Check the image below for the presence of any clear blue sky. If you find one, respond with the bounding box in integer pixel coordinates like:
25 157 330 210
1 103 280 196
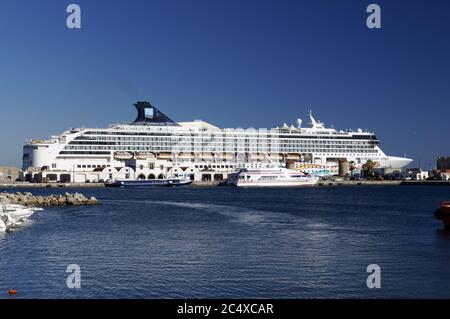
0 0 449 169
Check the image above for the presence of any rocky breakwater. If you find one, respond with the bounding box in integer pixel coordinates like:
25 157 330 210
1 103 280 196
0 192 100 207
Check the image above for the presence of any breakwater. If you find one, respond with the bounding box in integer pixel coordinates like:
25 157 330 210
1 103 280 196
0 182 105 188
0 192 100 207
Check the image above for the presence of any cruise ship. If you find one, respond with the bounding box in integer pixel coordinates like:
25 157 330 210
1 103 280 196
22 101 412 183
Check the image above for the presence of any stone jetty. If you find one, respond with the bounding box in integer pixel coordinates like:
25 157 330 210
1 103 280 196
0 192 99 207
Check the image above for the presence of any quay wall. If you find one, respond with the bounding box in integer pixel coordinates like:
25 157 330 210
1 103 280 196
401 180 450 186
5 180 450 188
2 180 402 188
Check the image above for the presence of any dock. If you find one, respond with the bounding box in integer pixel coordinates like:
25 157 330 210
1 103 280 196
401 180 450 186
317 180 401 186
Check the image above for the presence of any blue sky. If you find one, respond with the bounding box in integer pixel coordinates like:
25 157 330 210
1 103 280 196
0 0 449 168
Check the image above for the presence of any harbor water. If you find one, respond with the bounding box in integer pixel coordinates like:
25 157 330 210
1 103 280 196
1 185 450 298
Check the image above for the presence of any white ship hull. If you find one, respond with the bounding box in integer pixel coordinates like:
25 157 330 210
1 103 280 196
233 179 319 187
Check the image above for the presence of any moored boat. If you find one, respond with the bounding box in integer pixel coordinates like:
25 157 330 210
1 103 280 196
227 167 319 187
4 205 43 221
105 177 192 187
0 204 42 232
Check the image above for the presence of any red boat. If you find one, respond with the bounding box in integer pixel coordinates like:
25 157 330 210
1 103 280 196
435 202 450 229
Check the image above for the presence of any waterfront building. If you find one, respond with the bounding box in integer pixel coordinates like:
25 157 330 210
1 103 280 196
22 101 412 182
0 167 20 183
437 157 450 171
441 171 450 181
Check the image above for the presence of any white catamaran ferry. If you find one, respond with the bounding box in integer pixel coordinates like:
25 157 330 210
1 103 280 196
21 101 412 183
227 167 319 187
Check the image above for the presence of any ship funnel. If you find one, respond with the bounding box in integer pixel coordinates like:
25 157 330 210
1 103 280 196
133 101 178 126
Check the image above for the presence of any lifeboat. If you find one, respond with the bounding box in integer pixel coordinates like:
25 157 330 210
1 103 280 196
285 153 301 160
135 152 156 160
113 152 134 160
248 153 266 160
178 152 194 159
435 202 450 229
198 152 214 159
221 153 234 160
268 153 282 160
157 152 172 159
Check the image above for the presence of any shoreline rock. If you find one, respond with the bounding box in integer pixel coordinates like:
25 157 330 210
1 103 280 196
0 192 100 207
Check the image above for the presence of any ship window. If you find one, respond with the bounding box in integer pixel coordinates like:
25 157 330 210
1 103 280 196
145 108 154 119
260 176 276 180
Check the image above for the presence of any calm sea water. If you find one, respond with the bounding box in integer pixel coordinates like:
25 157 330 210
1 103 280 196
1 185 450 299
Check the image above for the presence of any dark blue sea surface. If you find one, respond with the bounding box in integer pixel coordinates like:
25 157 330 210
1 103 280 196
1 185 450 299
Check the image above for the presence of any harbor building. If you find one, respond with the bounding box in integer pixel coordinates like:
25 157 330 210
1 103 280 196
437 157 450 171
435 157 450 181
0 167 20 183
21 101 412 183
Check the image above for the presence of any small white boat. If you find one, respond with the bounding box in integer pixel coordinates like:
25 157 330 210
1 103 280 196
0 219 6 232
0 204 43 232
227 167 319 187
1 212 20 229
1 204 42 221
